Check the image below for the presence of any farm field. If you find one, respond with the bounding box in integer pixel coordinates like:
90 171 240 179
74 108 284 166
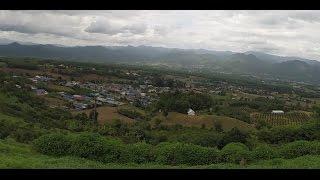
250 111 312 126
153 112 255 132
73 106 135 125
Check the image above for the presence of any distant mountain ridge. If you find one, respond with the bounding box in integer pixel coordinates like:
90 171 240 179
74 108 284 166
1 42 320 83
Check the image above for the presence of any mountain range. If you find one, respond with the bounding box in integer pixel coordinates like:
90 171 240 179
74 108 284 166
0 42 320 84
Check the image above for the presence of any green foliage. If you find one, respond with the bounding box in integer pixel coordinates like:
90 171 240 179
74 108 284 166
278 140 320 159
126 142 155 163
33 132 126 163
255 119 271 130
219 142 250 164
6 60 39 70
33 133 72 156
155 142 219 165
257 121 320 144
100 137 126 163
175 130 222 148
157 92 215 113
0 113 45 143
218 128 248 149
312 105 320 119
68 133 105 160
251 144 280 161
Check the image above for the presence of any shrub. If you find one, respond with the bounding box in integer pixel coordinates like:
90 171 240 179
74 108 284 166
33 133 72 156
176 130 222 148
257 125 300 144
155 142 219 165
251 144 280 161
279 140 313 159
219 142 250 164
101 137 127 163
218 128 248 149
278 140 320 159
34 132 126 163
11 127 42 143
126 142 155 163
68 133 105 160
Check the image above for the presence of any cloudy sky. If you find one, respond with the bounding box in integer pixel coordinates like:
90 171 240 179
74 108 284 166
1 10 320 60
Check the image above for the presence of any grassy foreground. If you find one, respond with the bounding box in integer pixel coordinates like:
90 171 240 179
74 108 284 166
1 138 320 169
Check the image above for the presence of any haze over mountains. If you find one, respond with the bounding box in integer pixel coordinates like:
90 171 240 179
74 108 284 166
1 42 320 84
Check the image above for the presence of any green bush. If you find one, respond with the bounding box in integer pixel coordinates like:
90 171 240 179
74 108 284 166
101 137 126 163
257 125 300 144
218 128 248 149
251 144 280 161
219 142 250 164
278 140 320 159
33 133 72 156
34 132 126 163
11 127 42 143
257 121 320 144
68 133 105 160
126 142 155 163
155 142 219 165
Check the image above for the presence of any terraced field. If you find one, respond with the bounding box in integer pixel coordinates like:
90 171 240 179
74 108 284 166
250 111 312 126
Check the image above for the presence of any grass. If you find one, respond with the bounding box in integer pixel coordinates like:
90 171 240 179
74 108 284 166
152 112 255 132
0 112 28 126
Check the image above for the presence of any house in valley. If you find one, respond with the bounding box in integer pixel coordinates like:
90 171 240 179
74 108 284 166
271 110 284 114
187 108 195 116
35 89 48 96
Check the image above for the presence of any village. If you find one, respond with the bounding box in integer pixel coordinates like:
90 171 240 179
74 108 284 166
5 61 318 119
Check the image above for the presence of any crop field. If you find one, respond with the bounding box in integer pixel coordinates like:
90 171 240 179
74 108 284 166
153 112 255 132
73 106 135 125
250 111 312 126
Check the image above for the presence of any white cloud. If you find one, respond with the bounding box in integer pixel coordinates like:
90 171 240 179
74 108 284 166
0 10 320 60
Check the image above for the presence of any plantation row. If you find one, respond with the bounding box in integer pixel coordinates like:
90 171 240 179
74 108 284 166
251 112 311 126
33 132 320 166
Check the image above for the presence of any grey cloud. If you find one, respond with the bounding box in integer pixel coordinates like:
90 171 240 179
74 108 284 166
0 11 82 37
153 25 169 35
85 18 147 35
288 11 320 23
85 20 120 35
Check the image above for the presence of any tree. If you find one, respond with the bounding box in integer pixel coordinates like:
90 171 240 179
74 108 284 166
218 128 248 149
162 109 168 117
255 120 270 130
154 118 162 130
89 110 99 124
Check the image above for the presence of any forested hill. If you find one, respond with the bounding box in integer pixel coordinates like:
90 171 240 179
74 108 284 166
1 42 320 83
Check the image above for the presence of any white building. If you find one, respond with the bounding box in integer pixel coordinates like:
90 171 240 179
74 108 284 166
271 110 284 114
187 108 195 116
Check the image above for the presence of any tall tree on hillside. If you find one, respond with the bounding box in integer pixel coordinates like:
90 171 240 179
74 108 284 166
89 110 98 124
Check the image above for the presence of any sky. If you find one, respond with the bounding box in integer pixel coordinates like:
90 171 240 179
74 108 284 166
1 10 320 60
